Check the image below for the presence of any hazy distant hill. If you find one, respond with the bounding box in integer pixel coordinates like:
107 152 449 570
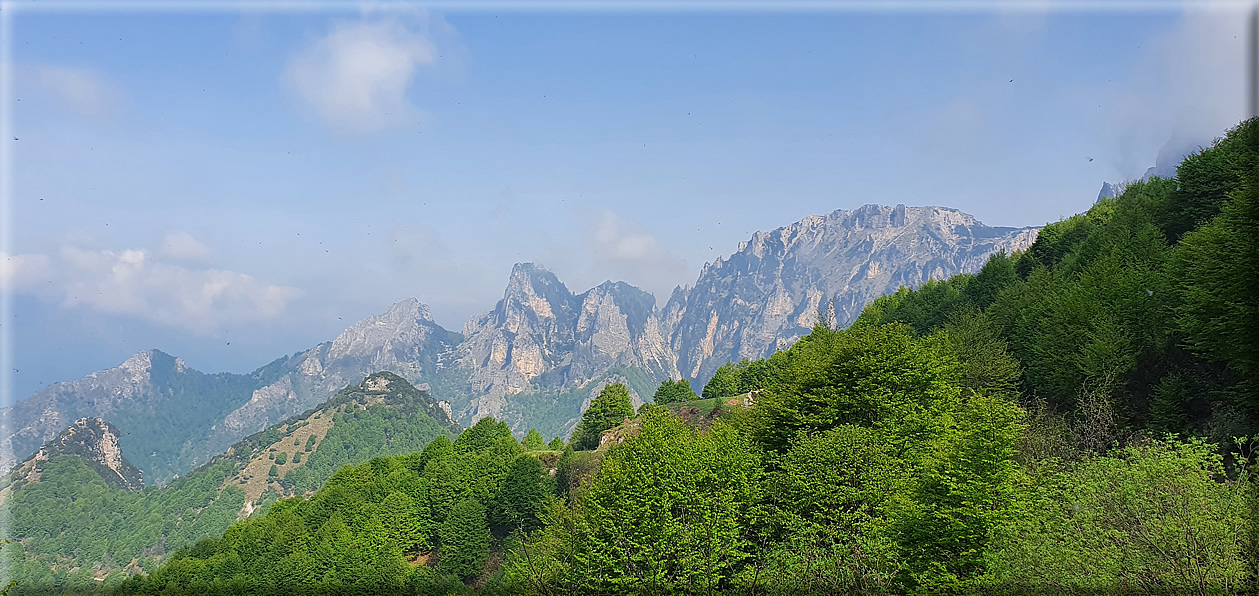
0 372 458 589
0 350 275 485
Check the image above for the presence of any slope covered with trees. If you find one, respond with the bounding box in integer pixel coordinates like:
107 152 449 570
121 417 554 595
0 373 458 594
853 117 1259 444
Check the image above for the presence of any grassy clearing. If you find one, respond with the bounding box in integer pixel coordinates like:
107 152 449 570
223 406 338 511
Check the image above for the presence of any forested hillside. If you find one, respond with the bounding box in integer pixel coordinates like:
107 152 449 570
115 117 1259 596
0 373 458 593
853 116 1258 444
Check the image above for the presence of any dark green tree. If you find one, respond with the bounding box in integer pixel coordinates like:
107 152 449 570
702 361 745 399
455 417 514 453
438 498 491 580
492 456 549 534
652 379 700 404
1173 162 1259 411
570 383 634 451
414 435 455 472
380 491 428 553
1164 117 1259 241
753 323 961 453
963 250 1019 309
547 437 565 451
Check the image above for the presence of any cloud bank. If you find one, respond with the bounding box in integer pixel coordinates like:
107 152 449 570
2 239 301 335
22 64 123 118
585 210 690 300
1102 5 1248 179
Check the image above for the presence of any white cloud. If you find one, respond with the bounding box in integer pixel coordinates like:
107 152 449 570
1099 5 1248 179
284 15 442 133
3 244 301 335
33 65 122 118
159 232 214 264
0 252 51 291
585 210 690 299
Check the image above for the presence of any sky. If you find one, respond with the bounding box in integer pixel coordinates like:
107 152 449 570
1 1 1252 403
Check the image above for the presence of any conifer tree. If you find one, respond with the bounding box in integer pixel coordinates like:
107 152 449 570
438 498 491 580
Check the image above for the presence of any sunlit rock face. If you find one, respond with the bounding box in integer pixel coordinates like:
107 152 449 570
663 204 1039 381
454 264 678 423
19 417 144 491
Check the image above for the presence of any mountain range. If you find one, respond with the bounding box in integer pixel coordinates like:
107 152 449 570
0 203 1038 485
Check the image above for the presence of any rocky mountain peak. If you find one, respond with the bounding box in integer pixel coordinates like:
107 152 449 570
208 297 462 457
118 349 157 382
455 264 677 426
328 298 440 360
665 204 1039 381
495 263 577 325
350 372 460 430
582 281 656 337
7 203 1040 467
114 348 187 383
383 297 435 322
26 417 144 491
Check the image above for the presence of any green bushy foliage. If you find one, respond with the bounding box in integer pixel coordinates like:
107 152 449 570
438 499 491 580
701 357 776 399
570 383 634 451
651 378 699 404
521 428 547 452
983 438 1254 594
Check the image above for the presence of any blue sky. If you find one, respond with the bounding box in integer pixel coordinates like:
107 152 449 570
2 2 1250 402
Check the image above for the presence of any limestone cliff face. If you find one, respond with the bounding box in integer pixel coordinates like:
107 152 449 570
570 282 676 386
664 204 1039 381
455 264 677 423
18 418 144 491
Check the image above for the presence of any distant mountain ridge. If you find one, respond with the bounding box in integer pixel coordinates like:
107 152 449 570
1 372 459 584
1 203 1038 482
663 204 1037 380
0 349 273 484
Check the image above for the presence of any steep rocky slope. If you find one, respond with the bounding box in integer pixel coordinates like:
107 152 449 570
201 298 463 457
5 417 144 492
663 204 1038 380
453 264 676 423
